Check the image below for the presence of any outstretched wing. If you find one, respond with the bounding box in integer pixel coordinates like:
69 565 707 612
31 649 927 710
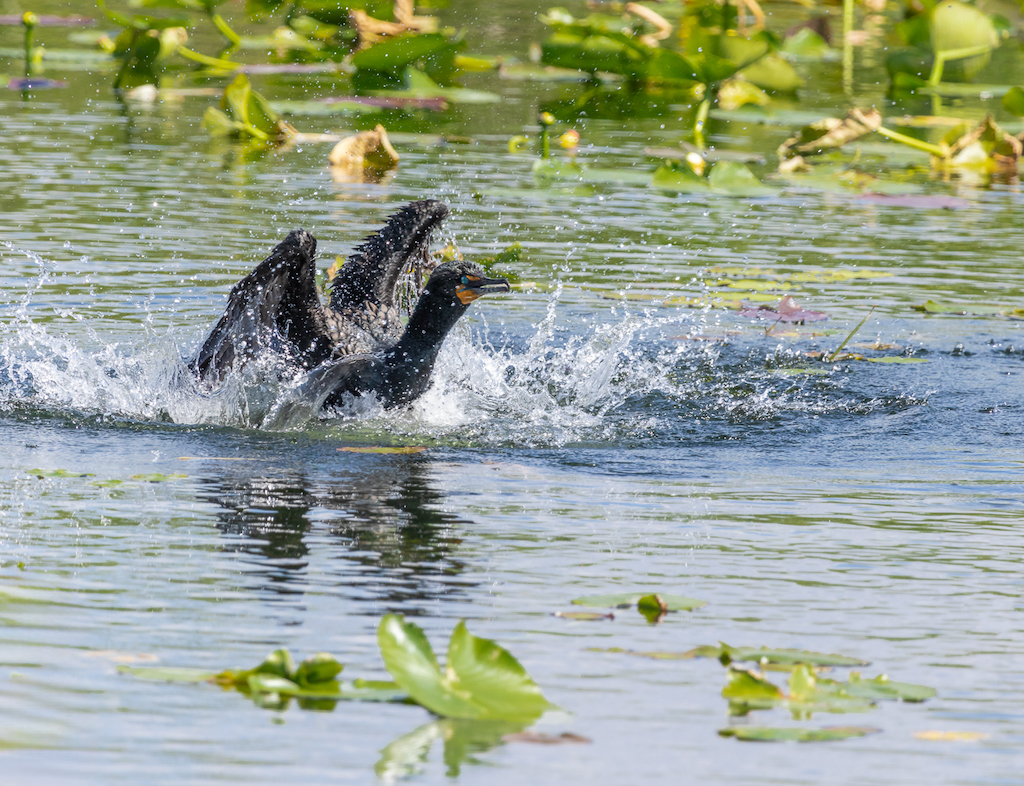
192 229 335 383
325 200 450 353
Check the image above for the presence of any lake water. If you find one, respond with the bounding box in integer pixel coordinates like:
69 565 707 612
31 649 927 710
2 2 1024 783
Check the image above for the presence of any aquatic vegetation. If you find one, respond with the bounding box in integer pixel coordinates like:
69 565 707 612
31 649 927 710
913 300 1024 317
719 725 880 742
571 591 707 612
202 73 295 143
120 617 553 721
886 0 1003 88
328 124 401 179
378 615 554 721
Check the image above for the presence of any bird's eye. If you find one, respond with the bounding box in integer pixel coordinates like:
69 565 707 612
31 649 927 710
460 276 469 285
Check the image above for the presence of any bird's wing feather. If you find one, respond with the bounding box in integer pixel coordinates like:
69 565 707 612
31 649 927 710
192 229 334 382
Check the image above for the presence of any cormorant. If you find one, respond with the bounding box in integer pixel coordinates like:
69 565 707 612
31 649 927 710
192 199 451 383
261 259 510 426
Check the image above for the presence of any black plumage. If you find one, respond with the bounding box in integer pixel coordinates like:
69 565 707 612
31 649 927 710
192 200 450 383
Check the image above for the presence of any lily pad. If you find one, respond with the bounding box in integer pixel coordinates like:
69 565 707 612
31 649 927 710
571 592 706 611
690 643 869 667
553 611 614 621
722 668 784 707
719 725 880 742
708 161 777 197
587 647 702 660
28 468 95 478
650 161 710 193
913 300 1014 316
839 672 937 702
130 473 187 482
1002 86 1024 117
378 615 553 721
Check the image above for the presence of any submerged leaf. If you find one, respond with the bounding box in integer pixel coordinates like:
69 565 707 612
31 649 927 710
650 161 710 193
708 162 777 197
28 468 94 478
571 592 706 611
338 446 428 454
553 611 614 621
913 300 1010 315
117 665 216 682
719 725 880 742
694 644 869 667
841 672 937 702
130 473 187 482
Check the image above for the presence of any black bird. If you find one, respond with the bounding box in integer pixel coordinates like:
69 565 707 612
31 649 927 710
263 260 510 426
192 200 451 383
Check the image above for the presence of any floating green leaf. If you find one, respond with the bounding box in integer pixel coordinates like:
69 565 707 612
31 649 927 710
28 468 95 478
129 472 187 482
1002 86 1024 117
587 647 700 660
571 592 706 611
719 725 880 742
839 672 937 703
708 162 777 197
913 300 1017 316
352 33 452 72
378 615 553 721
722 668 784 706
692 643 869 667
650 161 710 193
553 611 614 621
294 652 344 687
636 593 669 623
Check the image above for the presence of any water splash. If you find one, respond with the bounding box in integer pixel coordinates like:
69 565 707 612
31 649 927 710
0 263 925 444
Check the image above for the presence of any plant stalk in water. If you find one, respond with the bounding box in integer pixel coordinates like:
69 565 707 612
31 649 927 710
694 96 711 150
874 126 944 157
828 306 875 362
842 0 853 95
22 11 37 78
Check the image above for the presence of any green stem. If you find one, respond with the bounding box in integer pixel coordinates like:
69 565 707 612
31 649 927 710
694 94 711 150
538 112 553 159
113 29 140 90
828 307 874 362
926 44 992 87
842 0 853 95
22 12 37 78
875 125 944 157
177 45 240 70
209 12 240 59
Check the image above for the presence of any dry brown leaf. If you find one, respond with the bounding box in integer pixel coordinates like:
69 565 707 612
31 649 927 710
778 108 882 161
329 124 400 174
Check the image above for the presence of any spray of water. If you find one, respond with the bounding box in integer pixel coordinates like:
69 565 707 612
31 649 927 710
0 254 924 446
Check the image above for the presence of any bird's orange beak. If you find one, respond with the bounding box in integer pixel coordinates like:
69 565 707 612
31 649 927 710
455 274 511 305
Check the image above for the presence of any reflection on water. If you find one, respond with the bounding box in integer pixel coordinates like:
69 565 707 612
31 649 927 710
195 459 475 612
